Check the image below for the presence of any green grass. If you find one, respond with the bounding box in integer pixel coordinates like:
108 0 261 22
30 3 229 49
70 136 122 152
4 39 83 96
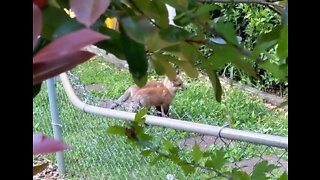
33 56 287 179
71 56 288 136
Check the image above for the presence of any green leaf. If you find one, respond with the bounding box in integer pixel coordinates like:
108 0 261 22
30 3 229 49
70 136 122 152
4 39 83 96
191 144 203 163
278 172 288 180
150 155 163 166
215 22 238 45
163 140 179 155
204 67 223 102
211 45 257 78
132 0 169 28
205 149 226 170
120 16 157 44
33 162 49 175
161 42 199 64
96 28 126 59
141 149 153 157
48 0 61 8
150 54 166 75
173 11 194 26
120 26 148 87
167 56 199 78
230 170 250 180
136 139 153 147
134 108 148 125
41 6 84 40
153 53 198 78
33 83 42 98
179 42 199 62
209 45 242 69
180 163 195 176
253 25 282 57
251 160 278 180
168 154 182 164
231 59 258 79
151 53 177 80
277 25 288 59
159 25 192 42
146 31 180 51
163 140 175 150
138 132 152 141
152 0 169 28
259 62 287 82
106 126 126 136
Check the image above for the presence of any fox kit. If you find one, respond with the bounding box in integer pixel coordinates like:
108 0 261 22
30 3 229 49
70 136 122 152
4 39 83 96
110 73 184 117
107 82 165 109
129 73 184 116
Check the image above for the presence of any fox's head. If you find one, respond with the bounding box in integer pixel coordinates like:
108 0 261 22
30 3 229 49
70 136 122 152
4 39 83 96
163 72 185 92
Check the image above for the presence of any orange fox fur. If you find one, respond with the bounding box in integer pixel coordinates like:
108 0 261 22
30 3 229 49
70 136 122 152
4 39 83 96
111 74 184 116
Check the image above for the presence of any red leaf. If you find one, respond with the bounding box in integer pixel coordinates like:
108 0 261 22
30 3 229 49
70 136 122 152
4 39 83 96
70 0 111 27
33 133 70 155
33 51 94 85
33 0 48 9
33 28 108 63
33 3 42 50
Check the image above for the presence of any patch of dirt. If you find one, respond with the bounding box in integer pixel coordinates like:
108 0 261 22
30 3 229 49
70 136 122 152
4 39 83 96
33 157 64 180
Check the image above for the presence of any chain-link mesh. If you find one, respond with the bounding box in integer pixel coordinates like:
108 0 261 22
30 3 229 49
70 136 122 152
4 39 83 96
33 74 288 180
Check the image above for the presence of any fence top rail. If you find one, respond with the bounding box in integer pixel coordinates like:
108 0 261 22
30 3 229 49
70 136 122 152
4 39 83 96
59 73 288 149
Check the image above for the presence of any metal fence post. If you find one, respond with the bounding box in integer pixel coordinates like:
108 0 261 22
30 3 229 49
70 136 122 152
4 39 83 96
47 78 66 174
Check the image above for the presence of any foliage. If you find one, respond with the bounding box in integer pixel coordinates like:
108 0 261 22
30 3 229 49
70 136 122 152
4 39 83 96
33 0 288 102
207 3 287 95
106 109 288 179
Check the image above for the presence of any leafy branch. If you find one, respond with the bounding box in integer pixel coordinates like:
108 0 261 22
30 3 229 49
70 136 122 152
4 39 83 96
106 109 286 180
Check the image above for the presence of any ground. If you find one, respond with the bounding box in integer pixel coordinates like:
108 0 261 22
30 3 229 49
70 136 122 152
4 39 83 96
33 77 287 179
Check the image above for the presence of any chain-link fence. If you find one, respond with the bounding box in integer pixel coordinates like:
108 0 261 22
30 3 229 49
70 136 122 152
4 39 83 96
33 73 288 180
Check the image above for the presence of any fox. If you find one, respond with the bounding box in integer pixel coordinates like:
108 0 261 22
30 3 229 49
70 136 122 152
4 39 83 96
109 73 184 117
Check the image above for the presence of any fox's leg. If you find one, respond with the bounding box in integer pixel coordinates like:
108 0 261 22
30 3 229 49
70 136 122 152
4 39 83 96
160 105 170 117
155 106 162 116
162 105 169 117
160 106 165 117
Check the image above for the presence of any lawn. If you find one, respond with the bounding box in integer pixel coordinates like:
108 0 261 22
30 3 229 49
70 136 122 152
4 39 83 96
33 56 287 179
